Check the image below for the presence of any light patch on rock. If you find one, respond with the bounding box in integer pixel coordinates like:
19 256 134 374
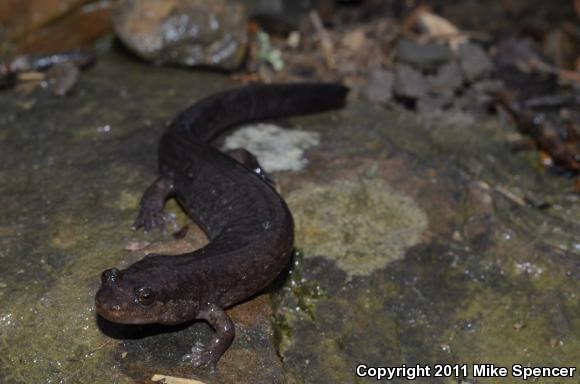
287 179 428 276
222 123 320 172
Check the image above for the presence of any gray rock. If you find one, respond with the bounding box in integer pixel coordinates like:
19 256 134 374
472 79 504 94
460 79 505 109
362 68 394 104
394 64 427 99
417 96 453 116
396 39 451 71
114 0 248 70
428 62 464 95
458 42 494 82
2 50 579 383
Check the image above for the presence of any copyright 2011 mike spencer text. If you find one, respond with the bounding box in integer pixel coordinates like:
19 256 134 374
355 363 577 381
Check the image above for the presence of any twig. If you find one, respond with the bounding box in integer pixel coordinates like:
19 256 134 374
526 58 580 84
309 10 335 70
495 95 580 172
151 374 207 384
417 30 491 45
494 185 527 206
17 71 45 81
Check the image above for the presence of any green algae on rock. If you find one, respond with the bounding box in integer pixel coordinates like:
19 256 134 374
287 179 429 277
0 50 221 383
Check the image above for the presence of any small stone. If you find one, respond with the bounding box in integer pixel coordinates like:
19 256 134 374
458 43 494 82
471 79 504 94
394 64 427 100
459 79 504 110
513 321 526 331
45 62 80 96
124 240 151 251
396 39 451 71
524 192 550 209
362 68 394 104
428 62 464 94
416 96 452 115
114 0 248 70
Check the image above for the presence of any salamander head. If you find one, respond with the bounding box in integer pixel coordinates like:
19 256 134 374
95 257 201 325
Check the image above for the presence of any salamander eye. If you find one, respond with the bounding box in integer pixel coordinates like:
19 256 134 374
135 287 155 307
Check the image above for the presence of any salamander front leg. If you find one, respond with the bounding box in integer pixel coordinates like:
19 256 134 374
183 305 235 370
132 175 175 232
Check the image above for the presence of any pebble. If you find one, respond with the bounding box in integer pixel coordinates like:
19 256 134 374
394 64 428 99
417 96 452 115
396 39 451 71
428 62 464 94
458 42 494 82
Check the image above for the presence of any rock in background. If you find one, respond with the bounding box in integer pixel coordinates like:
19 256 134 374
114 0 248 70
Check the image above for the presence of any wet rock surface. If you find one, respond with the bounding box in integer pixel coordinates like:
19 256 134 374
114 0 248 70
0 45 579 384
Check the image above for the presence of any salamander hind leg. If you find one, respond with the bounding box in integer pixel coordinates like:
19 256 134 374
183 305 235 370
132 175 175 232
226 148 275 186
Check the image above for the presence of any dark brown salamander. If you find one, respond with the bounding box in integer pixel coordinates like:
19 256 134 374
95 83 348 368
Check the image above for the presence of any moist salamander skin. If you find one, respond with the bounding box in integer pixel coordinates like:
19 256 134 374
95 83 349 368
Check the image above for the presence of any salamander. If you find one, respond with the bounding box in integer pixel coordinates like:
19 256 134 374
95 83 349 368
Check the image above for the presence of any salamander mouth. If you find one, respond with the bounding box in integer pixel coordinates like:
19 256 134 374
94 292 138 324
95 301 152 324
95 291 163 325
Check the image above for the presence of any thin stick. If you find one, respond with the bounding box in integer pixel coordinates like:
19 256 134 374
309 10 335 70
151 374 207 384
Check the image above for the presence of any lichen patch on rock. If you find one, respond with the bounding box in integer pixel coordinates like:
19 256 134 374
222 123 320 172
287 179 428 276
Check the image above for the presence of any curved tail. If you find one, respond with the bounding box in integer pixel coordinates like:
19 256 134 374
167 83 349 142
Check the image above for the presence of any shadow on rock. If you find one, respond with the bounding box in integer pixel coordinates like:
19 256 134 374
96 314 196 340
